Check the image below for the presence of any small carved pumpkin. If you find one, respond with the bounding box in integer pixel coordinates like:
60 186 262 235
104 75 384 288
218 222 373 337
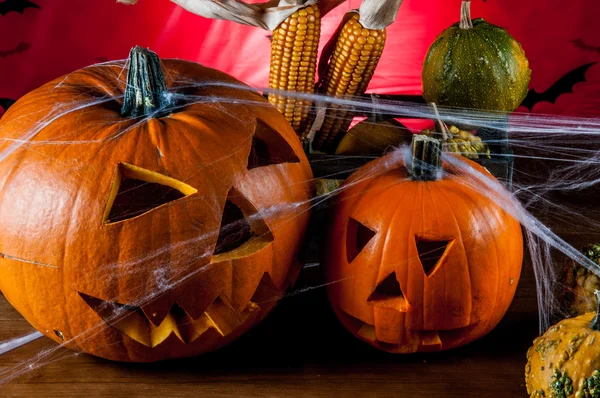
0 47 314 362
526 291 600 398
323 135 523 353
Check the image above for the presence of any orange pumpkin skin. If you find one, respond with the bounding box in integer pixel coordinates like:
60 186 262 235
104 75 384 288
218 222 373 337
0 54 314 362
525 311 600 398
323 150 523 353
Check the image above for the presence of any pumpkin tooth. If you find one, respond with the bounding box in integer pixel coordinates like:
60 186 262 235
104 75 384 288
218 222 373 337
149 311 184 347
141 296 173 327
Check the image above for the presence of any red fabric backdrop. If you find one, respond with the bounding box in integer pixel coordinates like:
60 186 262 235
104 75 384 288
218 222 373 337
1 0 599 118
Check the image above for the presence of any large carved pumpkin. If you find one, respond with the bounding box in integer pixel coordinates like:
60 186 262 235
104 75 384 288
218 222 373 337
323 136 523 353
0 47 314 362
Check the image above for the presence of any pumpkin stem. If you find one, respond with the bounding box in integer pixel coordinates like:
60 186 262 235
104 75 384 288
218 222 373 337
411 134 443 181
459 1 473 30
121 46 174 118
591 290 600 331
429 102 451 142
369 94 386 123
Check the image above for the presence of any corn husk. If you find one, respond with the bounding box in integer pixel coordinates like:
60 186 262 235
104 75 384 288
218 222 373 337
303 0 403 147
358 0 403 30
118 0 345 30
317 0 402 79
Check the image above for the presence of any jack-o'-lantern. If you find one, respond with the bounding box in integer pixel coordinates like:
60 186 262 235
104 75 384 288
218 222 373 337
0 47 314 362
323 135 523 353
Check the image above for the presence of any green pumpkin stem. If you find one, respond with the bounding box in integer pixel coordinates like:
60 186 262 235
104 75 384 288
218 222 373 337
121 46 174 118
411 134 442 181
591 290 600 331
459 1 473 30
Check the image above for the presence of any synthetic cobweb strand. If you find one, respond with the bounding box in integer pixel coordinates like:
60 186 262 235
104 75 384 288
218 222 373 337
2 63 600 382
442 154 600 331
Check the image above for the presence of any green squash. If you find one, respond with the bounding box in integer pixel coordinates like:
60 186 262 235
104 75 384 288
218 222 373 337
422 1 531 112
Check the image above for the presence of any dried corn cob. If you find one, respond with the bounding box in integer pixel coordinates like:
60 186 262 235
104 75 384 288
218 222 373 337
268 4 321 134
314 13 386 151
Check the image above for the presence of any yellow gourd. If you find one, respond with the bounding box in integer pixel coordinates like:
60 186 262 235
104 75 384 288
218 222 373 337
526 291 600 397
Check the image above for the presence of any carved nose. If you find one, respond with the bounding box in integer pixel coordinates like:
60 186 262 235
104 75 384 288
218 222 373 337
367 272 410 312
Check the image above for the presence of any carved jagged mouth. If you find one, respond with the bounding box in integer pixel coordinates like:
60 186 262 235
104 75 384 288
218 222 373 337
79 292 260 348
339 309 479 351
356 322 479 348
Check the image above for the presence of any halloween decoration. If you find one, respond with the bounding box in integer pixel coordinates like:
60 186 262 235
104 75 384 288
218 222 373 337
312 0 403 152
323 134 523 353
0 42 30 58
421 125 490 160
561 243 600 317
314 11 387 151
521 63 596 111
119 0 328 134
422 0 531 112
0 47 314 362
268 3 321 133
0 0 40 16
335 113 412 156
0 98 15 113
315 178 344 197
526 291 600 398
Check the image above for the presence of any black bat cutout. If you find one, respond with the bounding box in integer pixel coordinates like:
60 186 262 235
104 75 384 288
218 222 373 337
570 39 600 56
0 42 30 58
0 98 16 113
0 0 40 16
522 63 596 111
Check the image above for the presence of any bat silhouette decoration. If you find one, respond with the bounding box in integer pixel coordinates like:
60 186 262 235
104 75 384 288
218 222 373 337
522 63 596 111
0 42 30 58
0 0 40 16
0 98 16 113
570 39 600 55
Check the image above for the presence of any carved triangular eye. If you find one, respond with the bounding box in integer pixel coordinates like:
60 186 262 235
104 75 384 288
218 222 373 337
346 218 376 263
104 163 197 224
368 272 404 301
214 201 254 255
415 236 453 277
247 119 300 169
211 188 274 261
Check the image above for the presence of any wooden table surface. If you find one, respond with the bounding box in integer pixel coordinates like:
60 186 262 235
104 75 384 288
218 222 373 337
0 203 595 397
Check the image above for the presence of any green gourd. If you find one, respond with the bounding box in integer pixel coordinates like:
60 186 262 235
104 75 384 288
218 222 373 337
422 0 531 112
